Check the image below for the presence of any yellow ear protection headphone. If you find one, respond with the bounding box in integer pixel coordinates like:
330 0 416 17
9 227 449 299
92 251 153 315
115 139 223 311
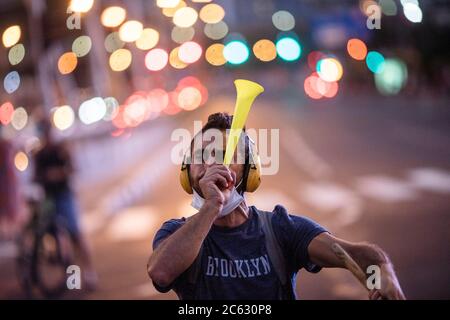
179 133 261 194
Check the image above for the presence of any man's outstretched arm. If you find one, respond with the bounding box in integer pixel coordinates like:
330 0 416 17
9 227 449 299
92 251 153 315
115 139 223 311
308 232 406 300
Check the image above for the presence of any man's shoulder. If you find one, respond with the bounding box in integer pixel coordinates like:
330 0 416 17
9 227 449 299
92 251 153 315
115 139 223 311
251 204 324 231
158 217 187 230
153 217 187 249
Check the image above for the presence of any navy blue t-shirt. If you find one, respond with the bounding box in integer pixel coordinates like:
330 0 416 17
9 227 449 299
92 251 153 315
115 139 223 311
152 205 327 300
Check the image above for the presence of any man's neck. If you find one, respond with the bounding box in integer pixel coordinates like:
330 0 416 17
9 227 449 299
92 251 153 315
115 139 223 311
213 201 250 228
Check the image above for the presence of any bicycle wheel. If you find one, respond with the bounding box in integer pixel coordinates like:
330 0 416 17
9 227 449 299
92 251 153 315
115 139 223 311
15 223 37 298
33 225 75 298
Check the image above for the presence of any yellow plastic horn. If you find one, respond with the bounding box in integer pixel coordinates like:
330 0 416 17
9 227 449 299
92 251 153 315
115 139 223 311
223 79 264 167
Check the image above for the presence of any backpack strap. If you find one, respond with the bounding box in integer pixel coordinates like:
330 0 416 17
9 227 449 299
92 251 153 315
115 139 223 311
258 210 287 286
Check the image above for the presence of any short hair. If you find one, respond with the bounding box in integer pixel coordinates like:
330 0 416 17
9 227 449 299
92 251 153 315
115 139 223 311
189 112 248 163
201 112 246 133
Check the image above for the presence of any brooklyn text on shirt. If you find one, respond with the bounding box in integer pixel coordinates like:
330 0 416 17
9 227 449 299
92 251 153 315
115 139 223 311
205 254 271 278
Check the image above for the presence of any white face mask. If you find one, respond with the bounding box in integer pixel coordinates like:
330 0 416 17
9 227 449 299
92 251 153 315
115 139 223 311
191 187 244 218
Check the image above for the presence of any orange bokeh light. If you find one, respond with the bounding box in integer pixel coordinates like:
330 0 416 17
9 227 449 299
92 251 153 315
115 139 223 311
58 52 78 74
347 38 368 61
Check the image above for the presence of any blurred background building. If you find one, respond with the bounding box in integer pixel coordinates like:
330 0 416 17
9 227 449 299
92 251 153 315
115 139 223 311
0 0 449 299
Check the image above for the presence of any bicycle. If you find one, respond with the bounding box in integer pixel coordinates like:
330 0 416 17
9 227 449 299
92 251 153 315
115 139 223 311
16 187 77 299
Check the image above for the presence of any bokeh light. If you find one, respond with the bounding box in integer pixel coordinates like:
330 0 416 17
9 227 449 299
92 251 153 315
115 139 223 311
14 151 28 172
147 89 169 113
169 47 188 69
53 105 75 131
360 0 379 17
199 4 225 24
8 43 25 65
204 21 228 40
103 97 120 121
276 37 301 61
403 2 423 23
69 0 94 13
272 11 295 31
79 97 107 125
111 106 127 129
253 39 277 62
4 71 21 93
379 0 398 16
164 92 182 115
136 28 159 50
145 48 169 71
105 32 125 53
317 58 344 82
119 20 143 43
0 102 14 125
366 51 385 74
178 41 202 64
11 107 28 130
58 52 78 75
178 87 202 111
157 0 181 8
307 51 326 70
177 76 208 106
304 74 322 100
304 73 339 100
2 25 21 48
347 38 367 61
173 7 198 28
223 41 249 65
171 26 195 44
109 48 132 72
123 92 150 127
375 58 408 95
72 35 92 57
163 1 186 17
205 43 226 66
101 6 127 28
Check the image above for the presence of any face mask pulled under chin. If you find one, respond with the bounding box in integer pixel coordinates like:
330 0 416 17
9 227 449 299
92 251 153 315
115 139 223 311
191 187 244 218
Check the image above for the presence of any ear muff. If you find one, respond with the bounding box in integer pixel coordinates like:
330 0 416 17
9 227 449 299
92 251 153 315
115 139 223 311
179 134 262 194
180 153 193 194
245 137 261 193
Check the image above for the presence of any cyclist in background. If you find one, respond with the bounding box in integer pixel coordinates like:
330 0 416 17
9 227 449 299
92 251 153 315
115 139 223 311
34 119 97 290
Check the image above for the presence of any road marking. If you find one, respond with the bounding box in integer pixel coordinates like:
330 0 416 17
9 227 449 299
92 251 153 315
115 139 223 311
408 167 450 194
246 189 295 212
355 175 418 203
282 127 333 179
300 182 362 226
105 206 157 242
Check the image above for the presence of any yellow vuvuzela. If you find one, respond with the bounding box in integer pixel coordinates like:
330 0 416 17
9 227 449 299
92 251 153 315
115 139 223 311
223 79 264 167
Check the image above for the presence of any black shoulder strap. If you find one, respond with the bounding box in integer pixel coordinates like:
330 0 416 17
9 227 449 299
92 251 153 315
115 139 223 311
259 210 287 285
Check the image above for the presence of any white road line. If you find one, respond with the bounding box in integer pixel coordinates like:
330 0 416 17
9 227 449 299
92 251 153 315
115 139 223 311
104 206 158 242
355 175 418 203
282 127 333 180
408 167 450 194
300 182 362 226
246 189 296 212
